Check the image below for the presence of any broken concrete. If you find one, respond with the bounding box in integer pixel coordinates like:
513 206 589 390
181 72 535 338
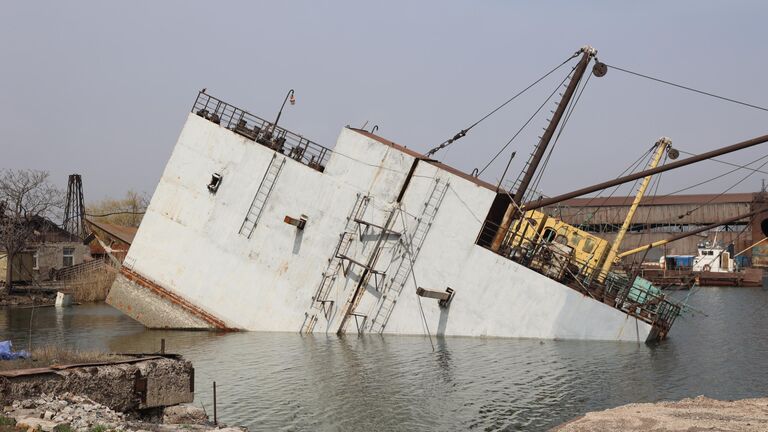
552 395 768 431
0 356 193 412
2 393 246 432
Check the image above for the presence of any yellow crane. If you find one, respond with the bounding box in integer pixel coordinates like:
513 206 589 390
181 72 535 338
597 137 674 281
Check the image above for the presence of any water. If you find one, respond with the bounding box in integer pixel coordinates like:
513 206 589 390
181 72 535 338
2 287 768 431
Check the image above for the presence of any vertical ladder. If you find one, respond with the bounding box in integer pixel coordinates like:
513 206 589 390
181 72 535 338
301 194 370 334
367 178 449 334
239 154 285 238
336 206 401 334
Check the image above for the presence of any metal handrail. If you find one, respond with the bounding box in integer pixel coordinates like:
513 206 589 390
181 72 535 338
476 218 682 335
191 92 332 172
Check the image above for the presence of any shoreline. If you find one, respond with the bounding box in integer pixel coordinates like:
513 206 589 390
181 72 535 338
552 395 768 431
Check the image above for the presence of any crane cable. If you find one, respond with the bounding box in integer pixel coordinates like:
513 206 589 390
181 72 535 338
529 67 593 199
477 65 576 176
676 155 768 219
605 63 768 113
541 145 656 229
425 52 580 158
677 149 768 176
660 153 768 198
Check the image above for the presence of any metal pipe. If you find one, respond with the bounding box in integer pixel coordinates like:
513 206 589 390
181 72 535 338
213 381 218 425
734 236 768 257
598 138 670 280
272 89 295 133
524 133 768 211
617 207 768 258
490 46 597 251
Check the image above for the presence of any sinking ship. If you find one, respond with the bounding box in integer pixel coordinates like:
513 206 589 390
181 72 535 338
109 47 766 342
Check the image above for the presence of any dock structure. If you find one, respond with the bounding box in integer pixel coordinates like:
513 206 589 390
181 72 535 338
541 193 768 266
107 91 682 342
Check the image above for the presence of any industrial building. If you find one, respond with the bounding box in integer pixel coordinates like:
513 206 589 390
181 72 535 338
541 192 768 266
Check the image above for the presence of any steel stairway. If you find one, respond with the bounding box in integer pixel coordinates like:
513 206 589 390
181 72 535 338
367 178 449 334
301 194 370 334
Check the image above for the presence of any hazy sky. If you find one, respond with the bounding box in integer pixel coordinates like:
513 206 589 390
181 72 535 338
2 1 767 204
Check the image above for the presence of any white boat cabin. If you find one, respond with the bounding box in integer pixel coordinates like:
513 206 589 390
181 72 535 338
692 241 735 273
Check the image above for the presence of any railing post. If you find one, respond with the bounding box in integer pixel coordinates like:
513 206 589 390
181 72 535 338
226 105 234 129
192 92 202 113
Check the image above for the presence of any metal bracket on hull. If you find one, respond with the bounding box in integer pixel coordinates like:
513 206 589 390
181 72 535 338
416 287 455 308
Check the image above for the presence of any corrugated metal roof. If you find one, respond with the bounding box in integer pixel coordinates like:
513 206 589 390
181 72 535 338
86 219 138 244
555 193 757 208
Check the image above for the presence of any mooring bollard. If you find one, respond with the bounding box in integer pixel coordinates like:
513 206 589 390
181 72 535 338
213 381 218 425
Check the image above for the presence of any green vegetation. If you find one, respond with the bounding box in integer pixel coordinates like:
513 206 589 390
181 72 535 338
53 425 74 432
0 416 18 432
87 425 107 432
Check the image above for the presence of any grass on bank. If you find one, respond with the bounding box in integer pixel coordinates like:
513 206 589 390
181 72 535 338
0 346 129 372
68 267 117 303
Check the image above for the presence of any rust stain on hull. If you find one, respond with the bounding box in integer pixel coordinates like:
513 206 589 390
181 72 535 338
120 267 236 331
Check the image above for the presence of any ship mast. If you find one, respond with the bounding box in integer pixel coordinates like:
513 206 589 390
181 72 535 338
597 137 671 281
490 45 599 252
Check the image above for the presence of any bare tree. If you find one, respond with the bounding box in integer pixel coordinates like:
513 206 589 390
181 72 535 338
0 169 62 295
87 190 149 227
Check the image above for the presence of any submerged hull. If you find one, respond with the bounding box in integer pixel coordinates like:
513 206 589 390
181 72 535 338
108 94 664 343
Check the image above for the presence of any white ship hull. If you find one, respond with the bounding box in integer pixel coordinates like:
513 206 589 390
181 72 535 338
108 100 658 343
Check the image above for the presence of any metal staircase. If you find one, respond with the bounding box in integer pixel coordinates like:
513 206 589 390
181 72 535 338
337 206 402 334
301 194 370 334
239 153 285 238
367 178 450 333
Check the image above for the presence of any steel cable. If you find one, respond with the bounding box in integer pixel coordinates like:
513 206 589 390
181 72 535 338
605 63 768 113
426 53 580 157
477 67 575 176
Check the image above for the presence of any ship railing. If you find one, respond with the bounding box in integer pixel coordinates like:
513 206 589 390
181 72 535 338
475 218 682 334
191 92 332 172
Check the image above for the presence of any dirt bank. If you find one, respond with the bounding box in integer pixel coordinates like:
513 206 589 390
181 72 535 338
553 395 768 431
0 292 55 307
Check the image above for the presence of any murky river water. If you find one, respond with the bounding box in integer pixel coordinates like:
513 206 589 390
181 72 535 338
2 287 768 431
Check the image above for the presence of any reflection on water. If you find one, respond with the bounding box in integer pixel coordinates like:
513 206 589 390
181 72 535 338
2 287 768 431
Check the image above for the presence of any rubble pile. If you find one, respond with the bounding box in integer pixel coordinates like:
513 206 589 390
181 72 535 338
4 393 126 431
1 393 245 432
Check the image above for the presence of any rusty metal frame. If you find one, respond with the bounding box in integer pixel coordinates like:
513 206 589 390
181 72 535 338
192 91 332 172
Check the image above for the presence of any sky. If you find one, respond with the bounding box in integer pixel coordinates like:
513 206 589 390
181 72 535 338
1 1 767 204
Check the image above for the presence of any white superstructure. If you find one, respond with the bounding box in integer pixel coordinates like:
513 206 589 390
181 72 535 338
107 93 680 343
693 241 735 272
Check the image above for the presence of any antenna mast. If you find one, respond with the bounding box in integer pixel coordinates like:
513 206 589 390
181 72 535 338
64 174 86 239
490 45 602 251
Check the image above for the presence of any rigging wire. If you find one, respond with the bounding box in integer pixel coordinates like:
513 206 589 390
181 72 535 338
570 145 656 228
600 151 655 233
477 66 576 176
677 149 768 176
658 153 768 198
580 148 657 233
605 63 768 113
632 152 668 265
529 68 593 198
676 155 768 219
425 52 580 157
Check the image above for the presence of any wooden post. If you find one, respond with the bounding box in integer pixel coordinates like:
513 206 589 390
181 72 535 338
160 338 165 354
